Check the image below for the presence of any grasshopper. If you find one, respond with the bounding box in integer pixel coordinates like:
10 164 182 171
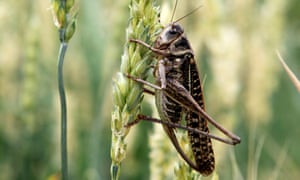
126 3 241 176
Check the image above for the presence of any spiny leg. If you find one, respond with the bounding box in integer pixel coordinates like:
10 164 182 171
130 39 171 56
124 74 240 145
124 74 241 145
125 114 238 145
143 88 155 96
165 79 241 145
124 73 162 91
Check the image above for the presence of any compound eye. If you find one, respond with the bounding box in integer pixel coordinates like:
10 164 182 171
169 29 177 35
169 24 179 35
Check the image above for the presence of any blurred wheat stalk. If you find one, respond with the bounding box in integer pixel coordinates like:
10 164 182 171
276 51 300 92
50 0 77 179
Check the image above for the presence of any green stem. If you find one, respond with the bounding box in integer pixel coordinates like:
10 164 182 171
58 42 68 180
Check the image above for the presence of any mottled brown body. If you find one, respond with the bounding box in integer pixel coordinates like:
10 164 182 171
152 23 214 175
129 19 240 175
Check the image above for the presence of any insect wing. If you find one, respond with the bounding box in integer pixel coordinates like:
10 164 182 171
185 60 215 175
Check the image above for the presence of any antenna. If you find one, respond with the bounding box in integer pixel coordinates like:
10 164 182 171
170 0 179 22
173 5 202 24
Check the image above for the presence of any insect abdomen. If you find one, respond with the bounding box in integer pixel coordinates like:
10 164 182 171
186 112 215 176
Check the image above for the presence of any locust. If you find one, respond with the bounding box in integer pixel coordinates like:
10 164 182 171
125 3 241 176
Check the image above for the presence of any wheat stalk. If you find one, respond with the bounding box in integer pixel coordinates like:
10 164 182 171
50 0 77 179
110 0 161 179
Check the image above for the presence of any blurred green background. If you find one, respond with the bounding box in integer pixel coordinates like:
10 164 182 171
0 0 300 179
